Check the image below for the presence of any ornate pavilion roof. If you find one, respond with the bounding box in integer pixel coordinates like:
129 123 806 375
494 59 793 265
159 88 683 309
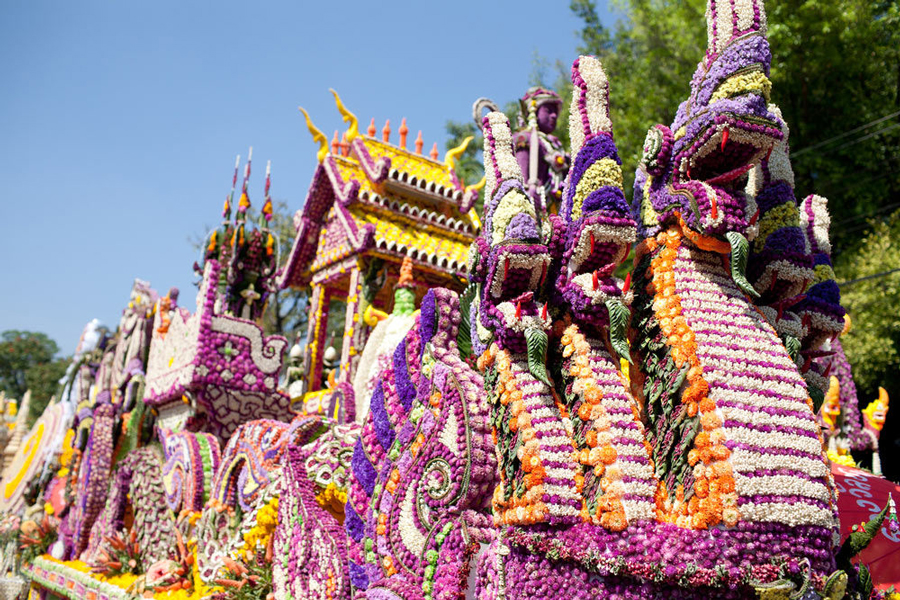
279 102 481 290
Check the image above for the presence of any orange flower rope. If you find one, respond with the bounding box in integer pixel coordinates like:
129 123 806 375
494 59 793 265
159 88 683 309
561 324 628 532
649 226 738 529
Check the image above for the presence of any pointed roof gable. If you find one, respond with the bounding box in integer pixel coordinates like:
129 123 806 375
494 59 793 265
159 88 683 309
279 133 480 290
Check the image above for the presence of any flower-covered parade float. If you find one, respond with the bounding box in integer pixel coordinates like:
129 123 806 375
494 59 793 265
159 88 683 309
2 1 900 599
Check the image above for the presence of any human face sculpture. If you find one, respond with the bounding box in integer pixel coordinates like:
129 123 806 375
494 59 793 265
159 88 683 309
536 102 559 135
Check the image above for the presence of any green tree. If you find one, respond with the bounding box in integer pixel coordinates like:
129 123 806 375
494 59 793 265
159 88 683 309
0 331 67 425
835 211 900 395
259 200 308 345
25 358 69 425
835 210 900 481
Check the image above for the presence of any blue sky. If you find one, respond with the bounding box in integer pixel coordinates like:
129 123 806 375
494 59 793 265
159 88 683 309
0 1 617 355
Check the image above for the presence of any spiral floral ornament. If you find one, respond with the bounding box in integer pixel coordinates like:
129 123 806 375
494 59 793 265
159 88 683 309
640 125 673 178
160 428 222 514
344 289 495 599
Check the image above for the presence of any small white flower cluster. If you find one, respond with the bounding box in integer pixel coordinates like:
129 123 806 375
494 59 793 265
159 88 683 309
755 306 804 339
748 105 794 194
488 250 550 300
568 56 613 157
800 194 832 255
730 449 829 478
569 273 634 306
568 223 635 272
706 0 767 57
483 112 523 203
496 301 551 332
734 473 831 502
739 501 835 528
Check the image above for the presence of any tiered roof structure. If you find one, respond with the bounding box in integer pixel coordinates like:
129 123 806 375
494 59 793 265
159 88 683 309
280 92 481 394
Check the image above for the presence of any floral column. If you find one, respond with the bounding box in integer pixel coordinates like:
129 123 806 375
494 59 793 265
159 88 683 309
339 264 363 385
305 283 329 392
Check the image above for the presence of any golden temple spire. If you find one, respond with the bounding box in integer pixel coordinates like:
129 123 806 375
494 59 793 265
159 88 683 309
298 107 329 162
329 89 359 142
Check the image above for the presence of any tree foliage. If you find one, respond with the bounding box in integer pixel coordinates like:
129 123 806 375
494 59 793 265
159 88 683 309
25 358 69 425
0 331 67 425
259 200 308 345
835 209 900 481
835 211 900 394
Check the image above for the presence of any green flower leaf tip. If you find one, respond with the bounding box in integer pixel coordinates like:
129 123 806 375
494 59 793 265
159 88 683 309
525 327 551 386
606 298 632 364
837 502 888 564
784 335 801 366
725 231 760 299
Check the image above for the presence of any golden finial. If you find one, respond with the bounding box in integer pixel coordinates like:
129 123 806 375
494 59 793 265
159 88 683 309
298 107 329 162
444 135 473 172
329 88 359 141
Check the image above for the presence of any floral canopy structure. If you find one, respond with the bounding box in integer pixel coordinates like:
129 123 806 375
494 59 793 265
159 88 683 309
279 93 480 411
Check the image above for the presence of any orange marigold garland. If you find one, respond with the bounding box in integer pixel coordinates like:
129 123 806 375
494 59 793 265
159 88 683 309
645 226 738 529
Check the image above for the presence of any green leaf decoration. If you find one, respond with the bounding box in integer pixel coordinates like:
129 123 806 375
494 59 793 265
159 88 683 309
525 327 551 386
725 231 760 298
751 579 795 599
605 298 633 363
456 283 478 359
836 503 888 569
822 570 848 600
809 383 826 414
856 566 872 599
784 334 802 366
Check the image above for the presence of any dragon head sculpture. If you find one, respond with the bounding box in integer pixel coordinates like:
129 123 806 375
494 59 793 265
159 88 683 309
635 0 783 264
